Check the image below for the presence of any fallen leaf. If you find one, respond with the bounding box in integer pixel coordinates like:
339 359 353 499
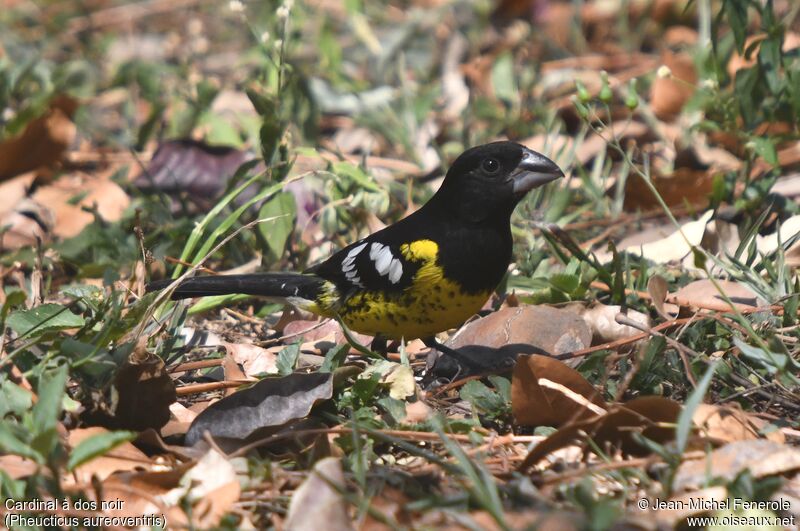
674 440 800 491
0 198 54 250
693 403 785 444
0 95 78 180
160 448 241 528
224 341 279 376
519 396 682 471
184 372 333 446
728 32 800 79
624 166 715 211
647 274 673 320
101 465 191 521
285 457 354 531
134 139 253 202
0 455 40 480
31 170 130 238
83 348 176 432
362 487 414 530
449 305 592 356
670 279 765 312
66 427 149 484
512 354 606 427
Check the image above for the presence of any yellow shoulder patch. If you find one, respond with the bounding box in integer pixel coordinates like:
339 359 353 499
400 239 438 262
400 239 442 289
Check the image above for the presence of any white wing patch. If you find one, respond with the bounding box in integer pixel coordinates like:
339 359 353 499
388 259 403 283
369 243 404 284
340 241 367 287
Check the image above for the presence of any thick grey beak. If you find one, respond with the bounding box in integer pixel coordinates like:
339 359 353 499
511 148 564 195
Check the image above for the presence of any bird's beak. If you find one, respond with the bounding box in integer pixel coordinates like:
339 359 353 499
510 148 564 196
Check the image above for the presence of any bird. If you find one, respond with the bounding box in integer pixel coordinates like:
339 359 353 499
147 141 564 363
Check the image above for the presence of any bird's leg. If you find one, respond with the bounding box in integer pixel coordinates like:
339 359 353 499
370 336 389 355
422 337 483 371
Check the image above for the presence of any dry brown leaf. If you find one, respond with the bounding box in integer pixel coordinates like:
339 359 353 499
221 351 251 397
0 172 36 217
184 481 242 529
670 279 765 312
361 487 413 531
624 166 715 210
65 427 151 484
0 455 40 480
728 32 800 79
83 348 176 431
285 457 354 531
32 170 130 238
100 463 192 522
169 403 197 424
449 305 592 356
0 95 78 180
647 274 674 320
160 448 240 528
0 198 54 250
675 440 800 491
693 403 785 444
519 396 681 471
224 341 279 376
512 354 606 427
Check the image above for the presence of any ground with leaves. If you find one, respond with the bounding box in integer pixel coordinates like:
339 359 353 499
2 0 800 529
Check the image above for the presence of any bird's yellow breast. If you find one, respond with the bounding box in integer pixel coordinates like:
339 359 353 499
314 239 490 339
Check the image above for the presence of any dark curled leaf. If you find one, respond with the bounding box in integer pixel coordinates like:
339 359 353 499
185 372 333 446
134 139 256 202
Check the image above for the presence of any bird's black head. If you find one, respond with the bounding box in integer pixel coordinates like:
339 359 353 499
430 141 564 224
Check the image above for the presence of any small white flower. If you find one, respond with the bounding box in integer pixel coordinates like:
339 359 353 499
283 0 294 9
276 5 289 18
274 39 284 50
260 31 270 43
228 0 244 12
656 65 672 79
700 78 718 90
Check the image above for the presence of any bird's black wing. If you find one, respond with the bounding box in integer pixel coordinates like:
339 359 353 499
306 219 428 296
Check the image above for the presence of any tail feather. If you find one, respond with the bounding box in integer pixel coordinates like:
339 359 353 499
146 273 327 303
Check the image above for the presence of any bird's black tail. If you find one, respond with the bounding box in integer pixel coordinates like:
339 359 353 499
146 273 328 303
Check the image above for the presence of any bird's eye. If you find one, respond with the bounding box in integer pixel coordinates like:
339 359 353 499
481 158 500 174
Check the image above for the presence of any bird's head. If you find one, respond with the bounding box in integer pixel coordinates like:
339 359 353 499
431 141 564 223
